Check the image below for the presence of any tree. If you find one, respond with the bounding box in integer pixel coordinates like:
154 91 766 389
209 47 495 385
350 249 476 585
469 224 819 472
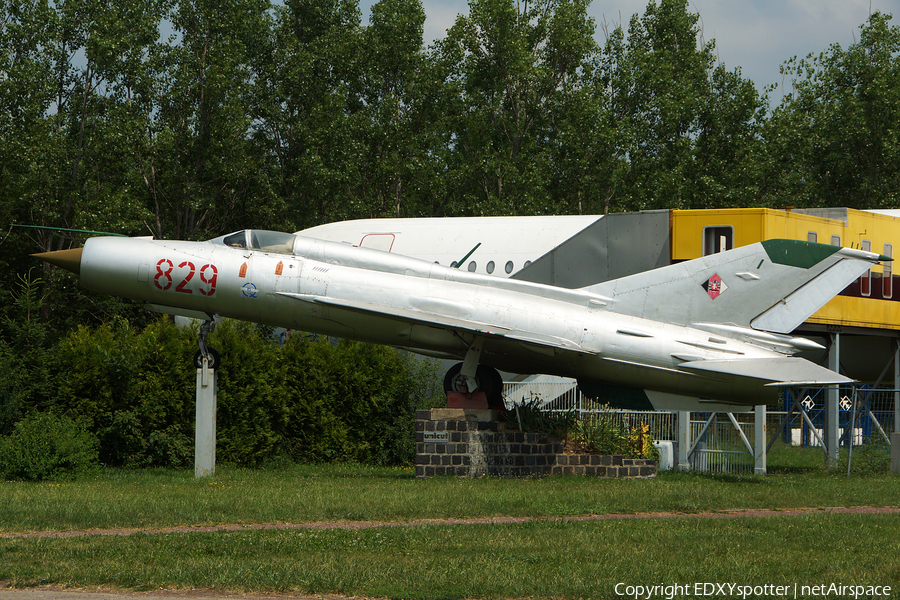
252 0 366 231
689 63 768 209
145 0 275 240
605 0 714 211
761 12 900 209
356 0 430 218
434 0 598 216
594 0 766 212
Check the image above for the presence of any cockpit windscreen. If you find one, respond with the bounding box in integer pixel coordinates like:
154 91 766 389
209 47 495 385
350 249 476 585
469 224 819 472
211 230 297 254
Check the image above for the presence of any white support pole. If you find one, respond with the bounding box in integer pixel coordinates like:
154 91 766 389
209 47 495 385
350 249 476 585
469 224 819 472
895 340 900 435
892 433 900 474
676 411 691 471
195 364 217 478
754 405 767 475
825 333 841 468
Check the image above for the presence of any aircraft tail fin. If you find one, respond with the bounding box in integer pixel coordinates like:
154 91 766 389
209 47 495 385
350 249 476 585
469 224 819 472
585 240 887 334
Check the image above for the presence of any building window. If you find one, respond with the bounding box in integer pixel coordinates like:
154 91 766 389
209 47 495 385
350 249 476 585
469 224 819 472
831 235 841 246
884 244 893 299
703 226 733 255
861 240 872 297
807 231 818 243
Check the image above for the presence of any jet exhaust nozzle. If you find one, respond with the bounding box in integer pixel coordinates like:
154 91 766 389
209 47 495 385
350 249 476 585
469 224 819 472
32 248 83 275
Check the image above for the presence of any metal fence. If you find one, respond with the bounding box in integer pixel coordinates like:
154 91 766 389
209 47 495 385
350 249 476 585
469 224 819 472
781 387 896 451
502 380 582 412
502 380 677 442
690 412 757 475
502 381 897 474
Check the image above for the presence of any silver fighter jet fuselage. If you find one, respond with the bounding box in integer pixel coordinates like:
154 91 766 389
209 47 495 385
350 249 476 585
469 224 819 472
37 229 889 412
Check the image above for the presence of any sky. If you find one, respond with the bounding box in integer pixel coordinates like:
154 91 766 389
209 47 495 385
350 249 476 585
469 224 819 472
358 0 900 102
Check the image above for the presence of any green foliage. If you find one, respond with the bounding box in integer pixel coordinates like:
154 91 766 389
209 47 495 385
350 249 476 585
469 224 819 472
54 317 195 467
0 411 99 481
0 269 58 434
570 408 659 460
570 413 628 456
211 320 285 467
509 400 657 459
508 399 574 440
762 12 900 209
279 335 443 465
1 316 443 470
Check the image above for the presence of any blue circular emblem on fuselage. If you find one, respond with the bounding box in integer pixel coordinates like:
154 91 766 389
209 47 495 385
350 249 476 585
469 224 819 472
241 282 258 298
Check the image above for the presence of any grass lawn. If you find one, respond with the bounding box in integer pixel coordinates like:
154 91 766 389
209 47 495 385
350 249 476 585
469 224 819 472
0 451 898 599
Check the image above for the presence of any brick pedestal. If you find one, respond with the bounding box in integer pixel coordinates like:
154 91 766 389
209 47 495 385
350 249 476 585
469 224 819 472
415 408 656 479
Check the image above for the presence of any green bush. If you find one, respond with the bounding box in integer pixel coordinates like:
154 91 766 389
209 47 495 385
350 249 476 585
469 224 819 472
508 401 660 460
570 413 630 455
55 318 195 467
571 410 660 460
210 320 285 467
3 314 443 469
279 336 443 465
0 412 99 481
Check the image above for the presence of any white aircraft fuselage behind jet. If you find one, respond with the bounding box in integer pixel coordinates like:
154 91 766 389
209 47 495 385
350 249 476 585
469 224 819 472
298 216 601 276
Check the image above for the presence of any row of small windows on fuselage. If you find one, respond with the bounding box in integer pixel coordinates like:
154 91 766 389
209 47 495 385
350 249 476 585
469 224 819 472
436 259 533 274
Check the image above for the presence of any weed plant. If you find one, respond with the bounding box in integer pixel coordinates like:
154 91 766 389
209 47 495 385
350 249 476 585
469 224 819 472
845 441 891 476
507 398 574 438
510 400 660 459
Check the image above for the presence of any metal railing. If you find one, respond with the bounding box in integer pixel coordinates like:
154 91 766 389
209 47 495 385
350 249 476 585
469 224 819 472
782 387 896 451
690 412 757 475
502 382 897 475
502 381 677 441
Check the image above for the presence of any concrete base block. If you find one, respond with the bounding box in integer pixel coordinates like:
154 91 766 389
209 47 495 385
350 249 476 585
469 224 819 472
424 408 500 422
416 410 656 479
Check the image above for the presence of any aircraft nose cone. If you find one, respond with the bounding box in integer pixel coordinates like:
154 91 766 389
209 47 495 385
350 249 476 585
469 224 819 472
32 248 83 275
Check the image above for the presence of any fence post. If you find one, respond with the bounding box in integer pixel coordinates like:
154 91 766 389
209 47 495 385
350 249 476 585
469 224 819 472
676 411 691 471
825 333 841 468
754 405 766 475
895 341 900 434
892 433 900 474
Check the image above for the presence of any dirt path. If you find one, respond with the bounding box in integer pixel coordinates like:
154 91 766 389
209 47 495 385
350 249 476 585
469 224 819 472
2 507 898 600
0 589 340 600
2 505 898 540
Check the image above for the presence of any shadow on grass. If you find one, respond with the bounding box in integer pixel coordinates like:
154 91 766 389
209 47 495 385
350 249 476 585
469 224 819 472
656 470 769 484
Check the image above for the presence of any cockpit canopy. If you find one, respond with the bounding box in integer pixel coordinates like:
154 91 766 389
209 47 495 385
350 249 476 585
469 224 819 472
209 230 297 254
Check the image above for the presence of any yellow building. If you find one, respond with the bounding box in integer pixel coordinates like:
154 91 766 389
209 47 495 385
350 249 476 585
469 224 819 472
672 208 900 333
